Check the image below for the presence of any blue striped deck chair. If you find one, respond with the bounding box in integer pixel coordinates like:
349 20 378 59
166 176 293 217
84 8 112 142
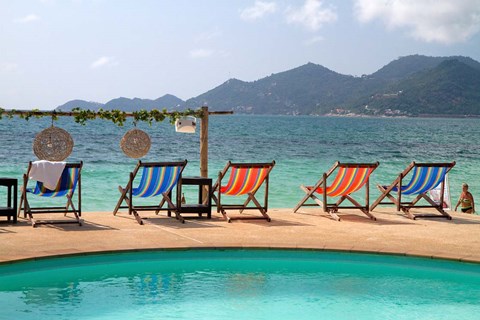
113 160 187 225
370 162 456 220
294 162 379 221
18 162 83 227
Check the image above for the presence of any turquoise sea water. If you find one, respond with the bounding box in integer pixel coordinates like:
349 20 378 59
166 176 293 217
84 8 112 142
0 115 478 212
0 250 479 320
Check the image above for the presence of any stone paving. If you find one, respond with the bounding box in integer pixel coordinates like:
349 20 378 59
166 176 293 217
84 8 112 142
1 207 479 264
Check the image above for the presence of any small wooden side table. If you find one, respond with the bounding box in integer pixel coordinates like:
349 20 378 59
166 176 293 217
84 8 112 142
0 178 18 223
176 176 212 219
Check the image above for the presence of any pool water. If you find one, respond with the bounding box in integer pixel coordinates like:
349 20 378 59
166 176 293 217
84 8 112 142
0 250 479 320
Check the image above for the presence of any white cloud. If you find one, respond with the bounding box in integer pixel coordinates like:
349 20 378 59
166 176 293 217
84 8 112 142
286 0 337 31
240 1 277 20
189 49 215 58
14 14 40 23
90 56 119 69
354 0 480 44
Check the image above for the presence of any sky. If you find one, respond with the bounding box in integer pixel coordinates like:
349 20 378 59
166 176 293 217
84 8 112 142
1 0 480 110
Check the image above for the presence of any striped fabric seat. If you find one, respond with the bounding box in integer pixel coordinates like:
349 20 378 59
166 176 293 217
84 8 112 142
19 162 83 227
294 162 379 221
132 166 182 198
113 160 187 225
370 161 456 220
388 166 448 195
307 166 375 197
27 167 80 197
212 161 276 222
220 166 270 196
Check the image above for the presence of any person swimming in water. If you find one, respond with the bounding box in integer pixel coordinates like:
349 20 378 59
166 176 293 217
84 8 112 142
455 183 475 214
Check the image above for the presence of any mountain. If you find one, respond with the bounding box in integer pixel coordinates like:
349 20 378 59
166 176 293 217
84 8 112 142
188 55 480 116
103 94 185 111
187 63 359 115
370 54 480 83
56 99 104 111
54 54 480 116
56 94 185 112
354 59 480 116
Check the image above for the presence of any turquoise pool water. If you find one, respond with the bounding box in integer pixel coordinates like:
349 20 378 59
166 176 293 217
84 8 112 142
0 250 479 320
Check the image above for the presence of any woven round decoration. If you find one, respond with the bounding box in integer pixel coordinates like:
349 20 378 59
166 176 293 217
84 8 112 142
33 126 74 161
120 128 151 159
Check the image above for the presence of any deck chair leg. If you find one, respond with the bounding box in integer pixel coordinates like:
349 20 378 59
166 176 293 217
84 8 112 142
370 185 395 211
211 193 222 214
162 192 184 223
130 209 144 225
217 201 232 223
17 192 25 217
65 196 73 217
67 195 82 226
410 194 423 206
299 186 340 221
402 208 415 220
24 205 36 227
239 190 256 214
121 195 133 215
155 198 166 215
294 185 317 213
27 215 36 227
113 186 128 215
133 213 142 224
399 194 423 219
327 209 341 221
23 197 31 219
375 185 402 210
345 195 376 220
247 193 271 222
220 209 231 223
415 194 452 219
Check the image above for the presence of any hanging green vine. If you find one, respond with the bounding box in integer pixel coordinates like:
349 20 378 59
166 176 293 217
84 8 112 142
0 107 204 126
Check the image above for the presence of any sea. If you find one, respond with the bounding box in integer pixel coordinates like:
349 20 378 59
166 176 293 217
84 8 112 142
0 115 478 213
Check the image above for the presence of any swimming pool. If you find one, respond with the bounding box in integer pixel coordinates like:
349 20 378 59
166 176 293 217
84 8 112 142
0 249 479 320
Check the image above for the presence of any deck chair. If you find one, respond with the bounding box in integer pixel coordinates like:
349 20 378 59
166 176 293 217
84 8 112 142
113 160 187 224
370 162 455 220
18 162 83 227
211 161 275 222
294 162 379 221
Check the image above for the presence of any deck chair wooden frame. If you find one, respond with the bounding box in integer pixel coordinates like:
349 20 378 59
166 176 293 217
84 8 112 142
370 161 455 220
113 160 187 225
18 161 83 227
294 162 379 221
211 161 275 222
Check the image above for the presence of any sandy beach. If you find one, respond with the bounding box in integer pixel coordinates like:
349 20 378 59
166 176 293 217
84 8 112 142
1 207 479 264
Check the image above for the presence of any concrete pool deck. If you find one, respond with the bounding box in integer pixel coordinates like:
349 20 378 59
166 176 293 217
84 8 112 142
1 208 479 264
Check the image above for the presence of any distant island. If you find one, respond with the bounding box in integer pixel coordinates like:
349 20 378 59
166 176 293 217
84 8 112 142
56 54 480 117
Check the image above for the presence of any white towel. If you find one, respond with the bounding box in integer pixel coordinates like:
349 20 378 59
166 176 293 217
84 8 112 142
28 160 67 190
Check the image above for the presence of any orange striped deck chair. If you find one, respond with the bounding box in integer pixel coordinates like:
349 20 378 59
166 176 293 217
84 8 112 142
370 162 455 220
18 162 83 227
113 160 187 224
211 161 275 222
294 162 379 221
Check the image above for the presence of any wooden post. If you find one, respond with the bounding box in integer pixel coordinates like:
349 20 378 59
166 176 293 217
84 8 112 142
200 106 209 201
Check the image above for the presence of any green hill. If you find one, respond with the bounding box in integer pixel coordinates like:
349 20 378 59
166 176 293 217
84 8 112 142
55 54 480 117
355 59 480 116
56 94 185 111
188 55 480 116
187 63 359 115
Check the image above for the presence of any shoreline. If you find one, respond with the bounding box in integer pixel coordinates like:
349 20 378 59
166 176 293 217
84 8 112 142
2 208 479 265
